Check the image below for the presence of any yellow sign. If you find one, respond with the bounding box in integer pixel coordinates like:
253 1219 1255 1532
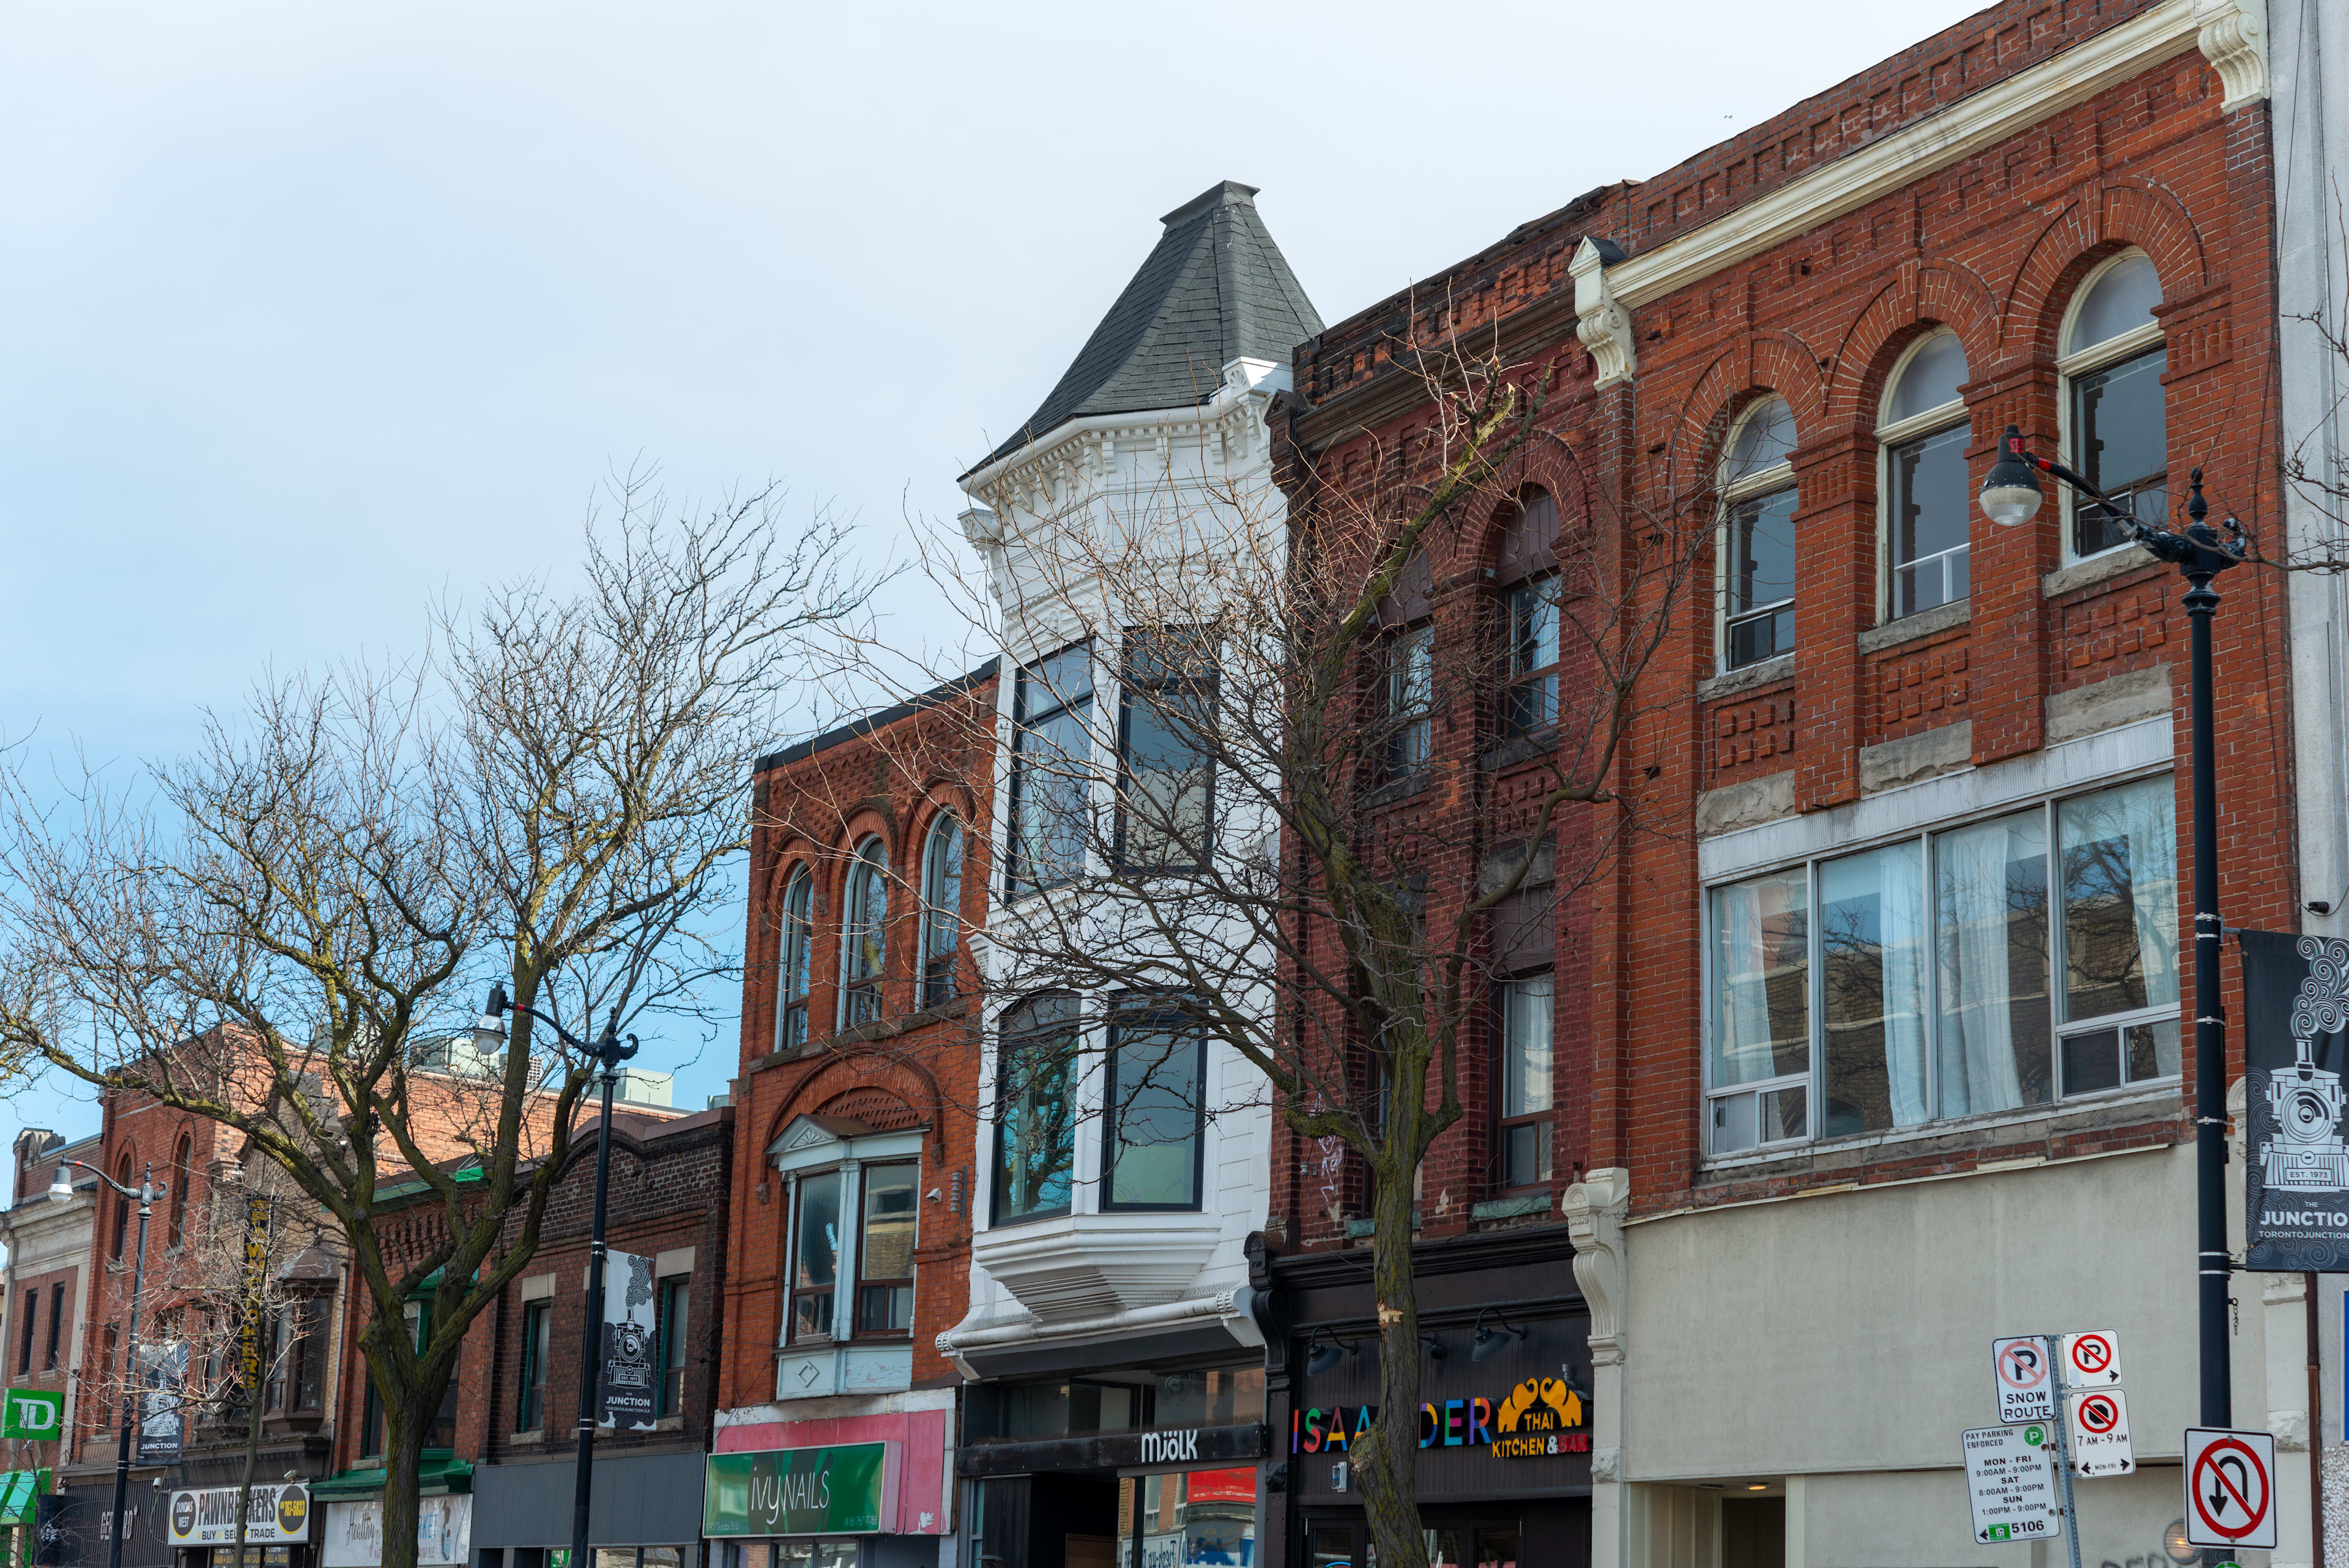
1490 1378 1588 1458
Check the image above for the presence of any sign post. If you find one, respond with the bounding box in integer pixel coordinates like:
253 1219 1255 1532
1976 1331 2133 1558
2043 1335 2085 1568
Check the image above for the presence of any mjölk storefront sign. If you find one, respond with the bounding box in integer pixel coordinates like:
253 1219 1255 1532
702 1444 896 1537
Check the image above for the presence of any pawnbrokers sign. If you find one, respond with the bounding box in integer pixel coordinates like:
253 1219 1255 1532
168 1485 312 1546
2241 931 2349 1269
702 1444 898 1537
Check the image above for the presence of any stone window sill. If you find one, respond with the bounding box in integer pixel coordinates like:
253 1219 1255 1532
1698 1079 2183 1180
1698 654 1794 703
1858 598 1970 655
2044 544 2159 599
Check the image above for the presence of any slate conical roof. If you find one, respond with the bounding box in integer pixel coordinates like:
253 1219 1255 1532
973 180 1324 472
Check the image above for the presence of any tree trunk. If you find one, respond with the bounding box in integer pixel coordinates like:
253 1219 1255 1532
1358 1150 1427 1568
378 1398 429 1568
232 1388 263 1568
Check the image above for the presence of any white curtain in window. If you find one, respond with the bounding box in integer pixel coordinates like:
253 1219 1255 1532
2095 775 2178 1009
1712 881 1772 1089
1879 845 1929 1126
1937 813 2039 1114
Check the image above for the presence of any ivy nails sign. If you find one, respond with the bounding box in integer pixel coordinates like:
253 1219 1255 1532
702 1444 898 1537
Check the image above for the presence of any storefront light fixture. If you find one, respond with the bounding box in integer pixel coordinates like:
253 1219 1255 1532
1305 1326 1357 1378
1420 1332 1446 1362
1470 1308 1527 1362
2163 1520 2197 1565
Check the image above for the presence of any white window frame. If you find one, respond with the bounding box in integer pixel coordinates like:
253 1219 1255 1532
2056 249 2167 567
838 835 889 1030
776 864 814 1053
1716 398 1799 674
1701 767 2183 1157
771 1121 925 1346
1876 329 1972 625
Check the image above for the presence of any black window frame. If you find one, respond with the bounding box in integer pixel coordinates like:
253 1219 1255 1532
990 994 1081 1226
16 1288 34 1376
1099 997 1209 1213
516 1298 549 1433
654 1276 689 1418
1114 627 1218 874
1493 973 1556 1194
46 1280 65 1370
1007 642 1094 899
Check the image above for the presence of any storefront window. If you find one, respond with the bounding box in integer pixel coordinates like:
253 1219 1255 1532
854 1165 916 1336
1103 999 1206 1211
1117 1471 1256 1568
1154 1366 1264 1427
992 995 1078 1222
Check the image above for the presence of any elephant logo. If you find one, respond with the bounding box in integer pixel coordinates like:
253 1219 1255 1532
1496 1378 1584 1433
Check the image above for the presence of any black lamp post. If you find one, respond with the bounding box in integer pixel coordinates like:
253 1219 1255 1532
475 984 638 1568
52 1159 166 1568
1981 425 2246 1442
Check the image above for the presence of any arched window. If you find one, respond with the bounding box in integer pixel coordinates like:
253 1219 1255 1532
166 1134 191 1247
109 1151 134 1260
777 866 814 1052
1718 396 1799 671
2060 250 2166 560
1879 330 1973 620
840 838 889 1028
918 815 963 1011
1376 550 1436 779
1494 492 1561 740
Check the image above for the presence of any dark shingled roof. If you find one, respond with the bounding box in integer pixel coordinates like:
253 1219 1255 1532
970 180 1324 474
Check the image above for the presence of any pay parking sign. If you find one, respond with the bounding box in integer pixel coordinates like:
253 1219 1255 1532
4 1388 64 1440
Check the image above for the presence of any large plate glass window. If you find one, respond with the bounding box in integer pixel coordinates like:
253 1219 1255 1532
993 994 1079 1222
1008 643 1094 896
1116 628 1216 871
1705 775 2178 1155
839 836 889 1028
2060 251 2167 560
1718 396 1799 671
1102 996 1207 1210
1879 330 1972 620
918 814 962 1009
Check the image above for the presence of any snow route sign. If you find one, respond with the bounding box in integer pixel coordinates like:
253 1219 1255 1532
1994 1336 2057 1423
1963 1423 2061 1542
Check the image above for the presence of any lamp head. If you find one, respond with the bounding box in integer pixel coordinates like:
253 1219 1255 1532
1305 1342 1345 1377
45 1163 75 1204
1470 1306 1527 1362
1980 424 2045 527
473 984 511 1053
2162 1520 2198 1566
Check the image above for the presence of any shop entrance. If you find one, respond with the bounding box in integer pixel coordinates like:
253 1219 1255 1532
978 1474 1119 1568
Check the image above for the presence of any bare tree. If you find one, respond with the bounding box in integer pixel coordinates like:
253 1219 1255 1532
0 475 884 1568
839 341 1710 1568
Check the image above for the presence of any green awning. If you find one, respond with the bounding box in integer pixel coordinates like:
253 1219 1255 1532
0 1469 48 1526
311 1452 472 1501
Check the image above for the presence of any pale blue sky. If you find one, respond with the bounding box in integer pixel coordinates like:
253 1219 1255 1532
0 0 1987 1173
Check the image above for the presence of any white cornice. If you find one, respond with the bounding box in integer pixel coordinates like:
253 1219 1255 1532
1601 0 2230 316
959 360 1287 501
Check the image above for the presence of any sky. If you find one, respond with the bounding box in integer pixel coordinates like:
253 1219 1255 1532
0 0 1993 1182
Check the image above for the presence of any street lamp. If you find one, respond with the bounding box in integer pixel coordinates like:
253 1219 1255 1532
1981 425 2246 1441
53 1159 167 1568
477 983 639 1568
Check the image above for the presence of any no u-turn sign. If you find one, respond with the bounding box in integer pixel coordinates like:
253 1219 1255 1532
2184 1428 2277 1548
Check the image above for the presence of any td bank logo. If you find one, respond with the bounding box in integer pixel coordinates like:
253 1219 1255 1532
3 1388 64 1440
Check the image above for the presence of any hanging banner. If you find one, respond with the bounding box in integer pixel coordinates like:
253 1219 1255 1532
2241 931 2349 1270
136 1341 187 1463
241 1195 273 1398
595 1250 658 1430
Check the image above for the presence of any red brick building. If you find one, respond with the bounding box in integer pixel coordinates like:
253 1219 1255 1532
313 1094 714 1568
1267 1 2292 1564
708 663 996 1568
2 1129 102 1482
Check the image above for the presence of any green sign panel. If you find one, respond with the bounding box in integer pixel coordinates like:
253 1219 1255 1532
2 1389 64 1441
703 1444 890 1537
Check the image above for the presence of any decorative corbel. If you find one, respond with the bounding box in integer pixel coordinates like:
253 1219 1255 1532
2194 0 2269 113
1571 237 1636 390
1564 1166 1631 1365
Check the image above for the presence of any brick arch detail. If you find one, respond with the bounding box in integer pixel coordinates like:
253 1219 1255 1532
1827 261 2000 426
765 1048 951 1159
1666 332 1825 499
2002 182 2208 360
